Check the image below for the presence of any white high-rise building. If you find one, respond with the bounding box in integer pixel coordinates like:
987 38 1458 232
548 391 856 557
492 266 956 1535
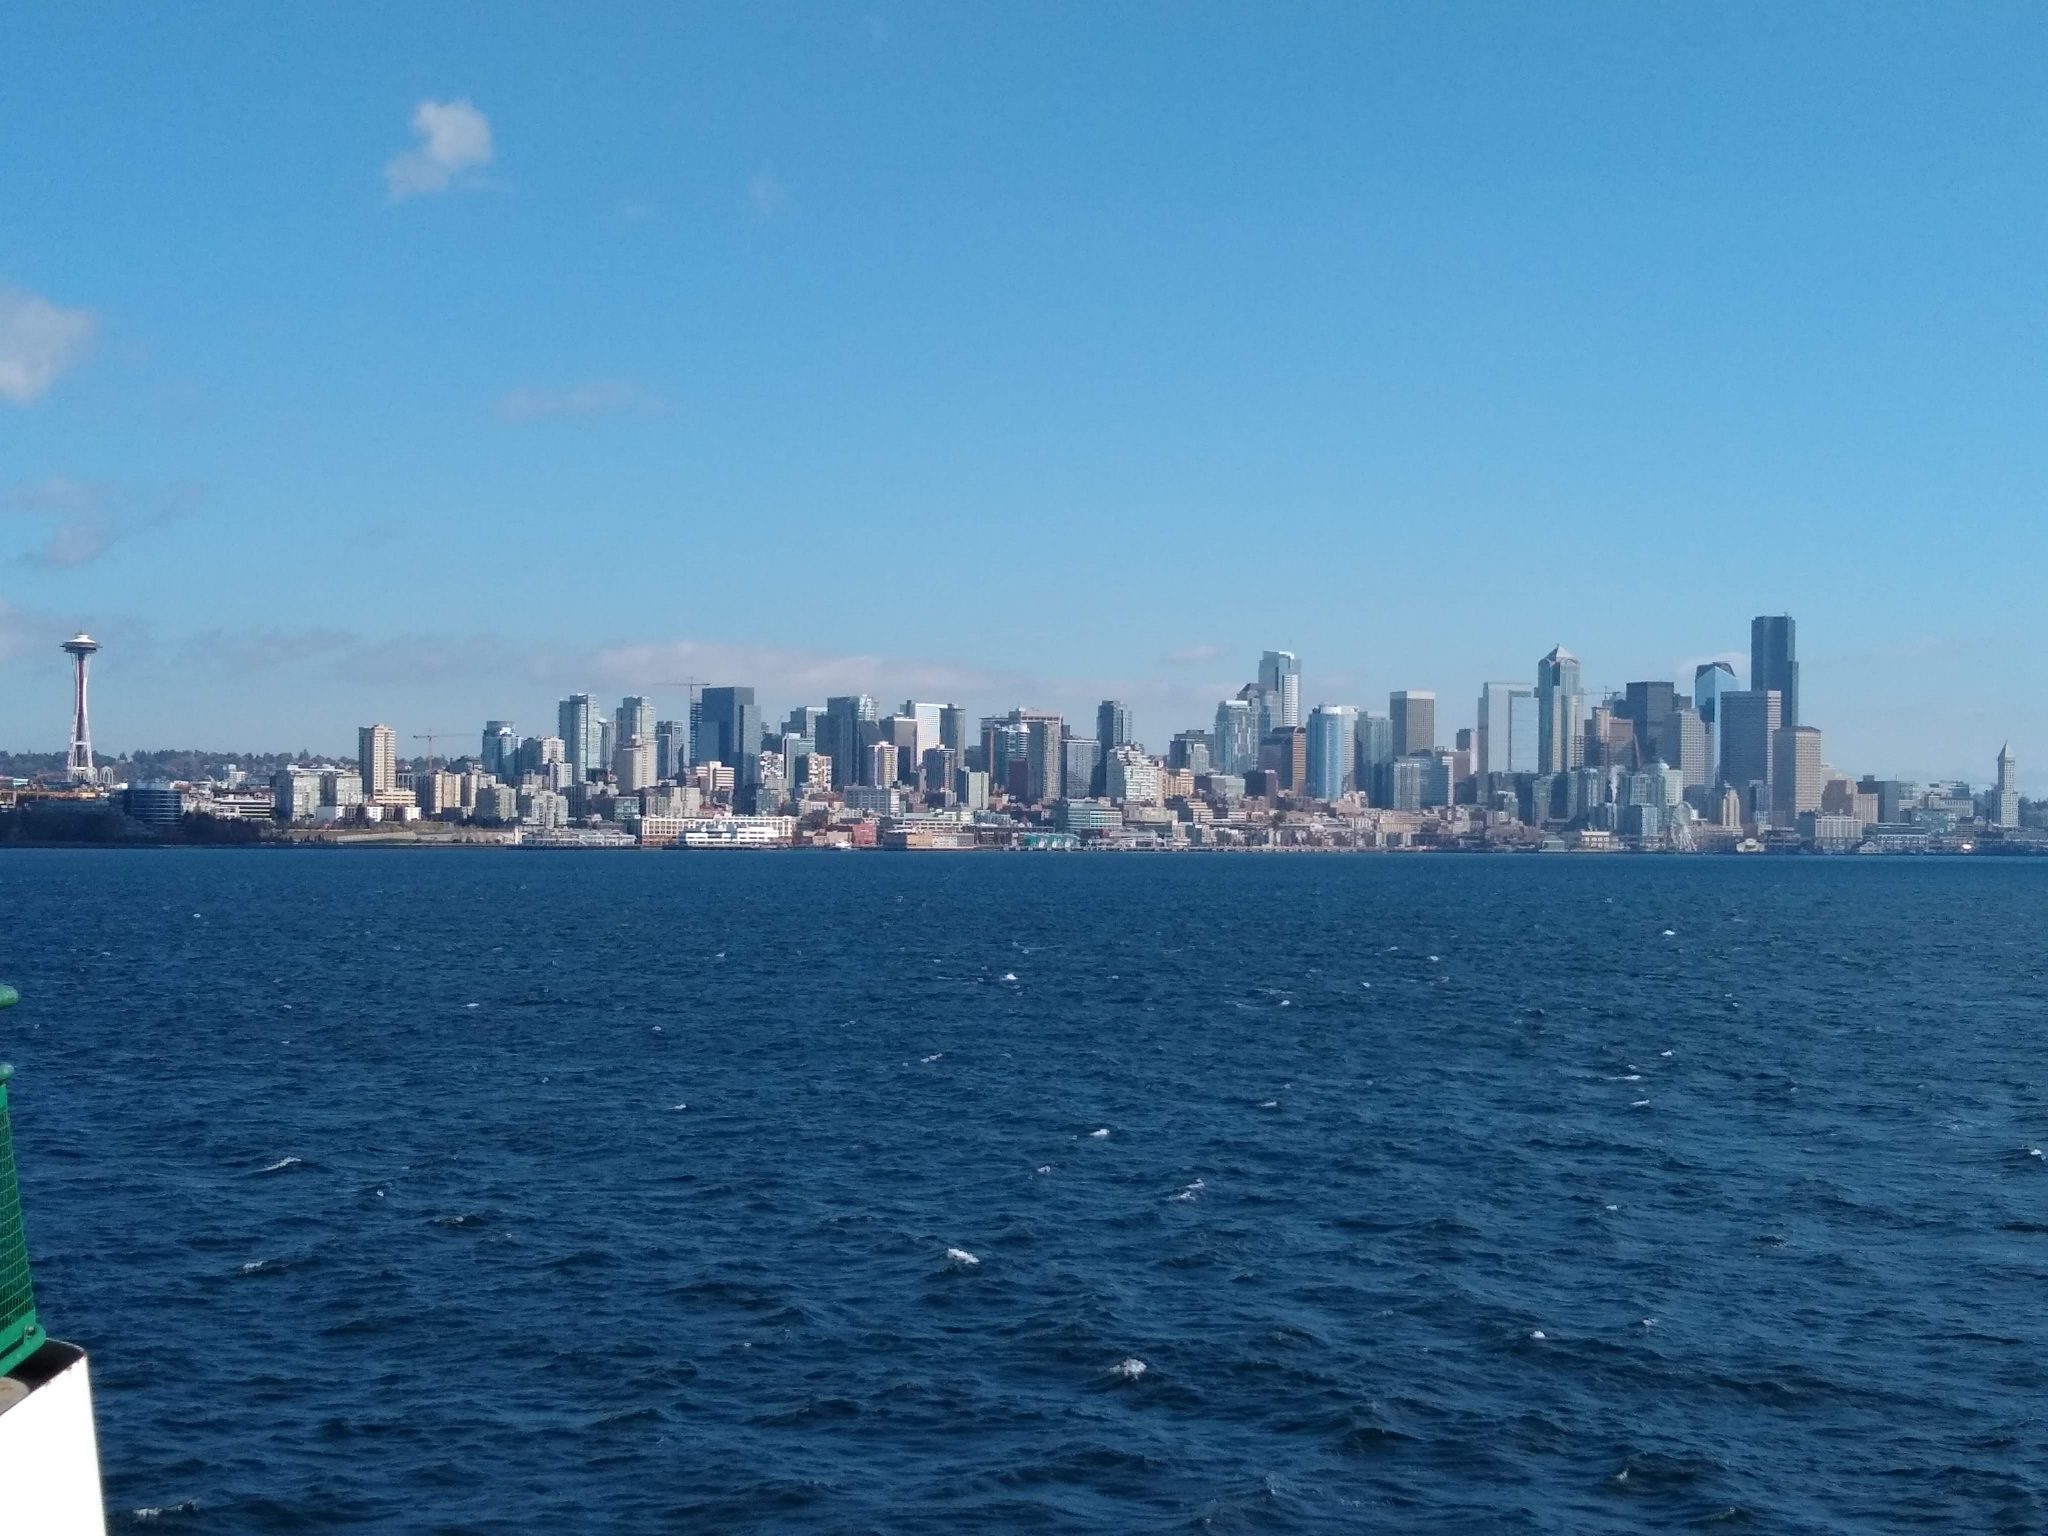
1994 744 2020 829
1105 744 1162 805
357 724 397 798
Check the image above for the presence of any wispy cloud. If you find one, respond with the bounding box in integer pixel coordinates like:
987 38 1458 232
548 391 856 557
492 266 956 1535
492 380 662 423
0 284 94 403
2 476 200 569
1161 643 1223 667
385 99 494 200
747 167 788 221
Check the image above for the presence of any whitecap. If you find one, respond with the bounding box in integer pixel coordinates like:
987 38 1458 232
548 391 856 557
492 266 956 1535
1660 1050 1674 1057
945 1247 980 1267
259 1156 303 1174
651 1025 664 1033
1110 1357 1147 1381
238 1259 277 1275
1088 1128 1111 1139
1171 1179 1206 1202
1258 1100 1279 1109
2030 1147 2044 1159
1604 1203 1618 1212
670 1103 688 1111
1630 1099 1651 1108
1529 1329 1546 1341
1427 954 1440 963
921 1052 944 1063
1001 972 1018 983
1035 1165 1053 1175
1278 999 1292 1007
464 1002 480 1009
1661 929 1676 937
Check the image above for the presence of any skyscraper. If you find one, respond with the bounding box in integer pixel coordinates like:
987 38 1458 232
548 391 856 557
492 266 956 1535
1258 651 1302 730
654 719 690 781
1476 683 1537 777
820 695 877 790
1693 660 1736 780
1720 689 1782 805
1025 715 1063 803
481 720 518 779
902 701 944 762
1096 700 1132 753
1535 647 1583 774
1213 697 1258 775
1062 735 1101 800
1994 744 2020 829
1390 691 1435 759
358 723 397 798
1750 615 1798 729
1770 725 1823 828
939 704 969 754
1306 705 1357 801
698 686 763 786
616 696 654 750
1355 714 1393 802
558 694 604 783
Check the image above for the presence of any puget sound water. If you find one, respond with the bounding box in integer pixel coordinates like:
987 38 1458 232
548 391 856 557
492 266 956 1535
3 849 2046 1533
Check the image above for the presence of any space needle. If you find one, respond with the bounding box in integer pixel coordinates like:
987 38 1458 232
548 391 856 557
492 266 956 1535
60 632 99 783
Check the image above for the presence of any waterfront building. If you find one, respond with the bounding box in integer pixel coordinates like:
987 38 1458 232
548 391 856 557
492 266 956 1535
1993 744 2020 829
124 782 184 827
1536 646 1584 774
1258 651 1301 730
844 784 901 816
1770 725 1824 828
1390 691 1435 759
358 724 397 798
1057 798 1123 834
1306 705 1356 801
1751 614 1799 728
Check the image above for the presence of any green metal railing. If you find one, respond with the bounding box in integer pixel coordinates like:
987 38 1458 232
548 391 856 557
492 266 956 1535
0 982 44 1377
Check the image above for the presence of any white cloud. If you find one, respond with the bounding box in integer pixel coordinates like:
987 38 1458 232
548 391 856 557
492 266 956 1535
492 380 660 423
2 476 200 569
385 99 494 200
0 285 94 403
1161 643 1223 667
747 168 788 220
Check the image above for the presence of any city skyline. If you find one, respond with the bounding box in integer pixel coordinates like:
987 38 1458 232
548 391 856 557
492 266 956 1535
4 10 2046 782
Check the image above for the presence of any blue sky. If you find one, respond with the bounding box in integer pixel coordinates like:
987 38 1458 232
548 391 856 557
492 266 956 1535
2 5 2042 783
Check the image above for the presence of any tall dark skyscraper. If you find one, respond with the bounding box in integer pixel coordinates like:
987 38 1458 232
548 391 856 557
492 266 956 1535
698 686 762 786
1390 690 1435 759
1750 615 1798 728
1096 700 1132 753
1719 688 1782 801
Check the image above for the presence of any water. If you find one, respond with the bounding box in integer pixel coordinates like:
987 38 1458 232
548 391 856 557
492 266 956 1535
3 850 2047 1533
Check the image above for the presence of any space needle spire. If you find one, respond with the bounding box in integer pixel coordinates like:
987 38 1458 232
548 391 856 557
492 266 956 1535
60 633 99 783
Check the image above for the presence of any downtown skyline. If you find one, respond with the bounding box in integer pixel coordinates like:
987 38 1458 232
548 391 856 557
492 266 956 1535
5 9 2046 782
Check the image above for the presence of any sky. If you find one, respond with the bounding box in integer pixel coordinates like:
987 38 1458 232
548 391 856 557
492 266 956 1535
2 4 2044 785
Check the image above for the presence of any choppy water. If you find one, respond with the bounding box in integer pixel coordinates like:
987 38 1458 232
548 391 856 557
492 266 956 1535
3 850 2047 1532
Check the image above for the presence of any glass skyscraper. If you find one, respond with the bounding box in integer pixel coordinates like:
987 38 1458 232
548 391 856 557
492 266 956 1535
1535 647 1583 774
1750 615 1798 728
1306 705 1356 801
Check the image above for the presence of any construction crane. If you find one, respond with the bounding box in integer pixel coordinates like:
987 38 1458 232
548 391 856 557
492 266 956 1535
411 731 457 772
